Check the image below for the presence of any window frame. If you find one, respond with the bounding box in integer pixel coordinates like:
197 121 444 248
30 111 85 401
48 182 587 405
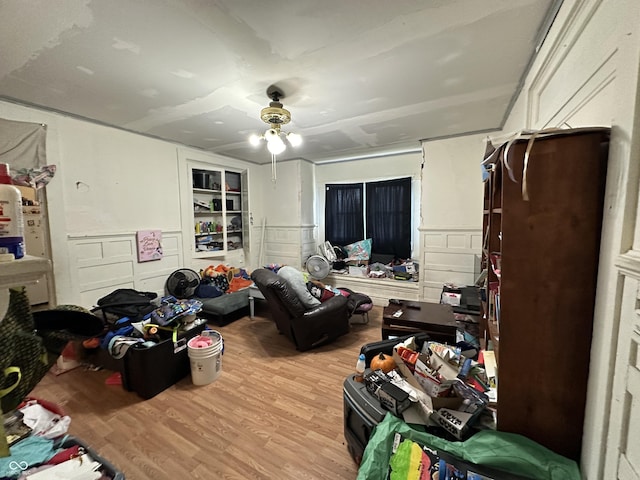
324 176 414 260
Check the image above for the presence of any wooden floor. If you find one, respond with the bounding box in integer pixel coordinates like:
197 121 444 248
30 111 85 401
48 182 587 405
31 304 383 479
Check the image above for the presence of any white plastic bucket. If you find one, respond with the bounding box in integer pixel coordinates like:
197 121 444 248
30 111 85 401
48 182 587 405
187 330 223 385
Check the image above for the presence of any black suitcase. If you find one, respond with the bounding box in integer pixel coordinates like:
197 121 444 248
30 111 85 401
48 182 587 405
343 372 387 465
359 332 431 367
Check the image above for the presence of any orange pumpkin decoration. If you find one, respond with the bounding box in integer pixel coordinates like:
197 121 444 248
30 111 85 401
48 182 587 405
370 352 396 373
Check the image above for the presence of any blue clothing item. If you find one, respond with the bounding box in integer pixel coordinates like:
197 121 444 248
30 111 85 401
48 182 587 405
99 317 136 350
0 435 58 478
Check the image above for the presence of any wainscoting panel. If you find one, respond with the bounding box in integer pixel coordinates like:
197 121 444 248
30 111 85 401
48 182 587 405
420 227 482 302
68 231 183 308
608 251 640 479
77 261 134 289
263 225 316 270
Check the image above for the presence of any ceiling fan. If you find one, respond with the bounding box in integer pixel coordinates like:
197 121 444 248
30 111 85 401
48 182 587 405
249 85 302 181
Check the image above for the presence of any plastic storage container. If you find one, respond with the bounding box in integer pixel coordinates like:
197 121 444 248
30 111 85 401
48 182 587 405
85 323 207 399
0 163 25 259
123 322 207 399
187 329 224 385
355 353 366 382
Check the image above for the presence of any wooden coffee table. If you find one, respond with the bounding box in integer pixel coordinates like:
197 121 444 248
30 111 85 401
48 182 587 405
382 300 457 344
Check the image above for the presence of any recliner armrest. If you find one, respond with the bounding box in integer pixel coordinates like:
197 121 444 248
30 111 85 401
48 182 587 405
301 294 348 319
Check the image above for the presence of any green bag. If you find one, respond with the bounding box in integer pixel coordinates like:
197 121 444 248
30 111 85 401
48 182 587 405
357 413 581 480
0 288 105 457
0 287 107 414
0 288 64 414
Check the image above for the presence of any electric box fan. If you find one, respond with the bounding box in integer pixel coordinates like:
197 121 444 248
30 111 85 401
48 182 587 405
306 255 332 280
165 268 201 298
306 241 338 280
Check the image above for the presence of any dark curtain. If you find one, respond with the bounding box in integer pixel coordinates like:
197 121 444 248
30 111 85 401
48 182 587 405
366 177 411 259
325 183 364 246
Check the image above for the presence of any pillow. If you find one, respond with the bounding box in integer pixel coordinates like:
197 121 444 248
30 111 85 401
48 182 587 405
344 238 372 261
277 266 321 308
307 282 336 302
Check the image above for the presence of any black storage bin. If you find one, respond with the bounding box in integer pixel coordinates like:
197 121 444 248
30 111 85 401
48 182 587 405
343 373 387 465
122 323 207 399
55 436 125 479
346 333 431 464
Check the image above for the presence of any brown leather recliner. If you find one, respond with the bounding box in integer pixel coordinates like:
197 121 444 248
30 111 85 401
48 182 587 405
250 268 350 351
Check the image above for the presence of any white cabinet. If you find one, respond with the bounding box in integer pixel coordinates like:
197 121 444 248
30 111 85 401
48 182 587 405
23 205 49 305
189 165 248 259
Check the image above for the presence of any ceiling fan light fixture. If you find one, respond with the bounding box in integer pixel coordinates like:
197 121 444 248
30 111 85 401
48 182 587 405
266 137 286 155
264 128 280 142
287 132 302 147
249 134 262 146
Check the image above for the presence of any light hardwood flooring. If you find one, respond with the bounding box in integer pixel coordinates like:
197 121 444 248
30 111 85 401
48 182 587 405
31 304 383 479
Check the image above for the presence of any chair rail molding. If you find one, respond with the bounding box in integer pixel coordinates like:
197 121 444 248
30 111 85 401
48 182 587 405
615 250 640 279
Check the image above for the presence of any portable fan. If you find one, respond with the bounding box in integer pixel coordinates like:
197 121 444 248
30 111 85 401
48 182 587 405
165 268 200 298
306 254 332 280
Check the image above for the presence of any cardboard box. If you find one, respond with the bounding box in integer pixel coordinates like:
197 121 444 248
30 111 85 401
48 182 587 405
392 349 462 411
348 265 367 276
413 359 453 397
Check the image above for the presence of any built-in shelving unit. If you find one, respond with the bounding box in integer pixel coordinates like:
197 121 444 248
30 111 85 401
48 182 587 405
189 166 247 259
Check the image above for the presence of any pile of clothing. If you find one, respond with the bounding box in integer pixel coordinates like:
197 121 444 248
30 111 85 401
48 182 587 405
195 264 253 298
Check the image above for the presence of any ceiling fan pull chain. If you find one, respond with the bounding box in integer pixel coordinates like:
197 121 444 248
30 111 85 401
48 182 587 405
271 153 277 182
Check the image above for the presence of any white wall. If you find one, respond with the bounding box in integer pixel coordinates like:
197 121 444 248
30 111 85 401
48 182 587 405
256 159 316 269
0 100 258 306
259 159 301 226
59 122 182 235
421 134 486 229
299 160 315 226
418 134 486 300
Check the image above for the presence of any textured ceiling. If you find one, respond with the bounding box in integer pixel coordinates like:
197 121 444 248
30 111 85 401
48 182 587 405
0 0 560 164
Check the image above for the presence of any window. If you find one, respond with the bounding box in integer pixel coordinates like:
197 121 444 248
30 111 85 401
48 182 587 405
325 177 412 259
324 184 363 246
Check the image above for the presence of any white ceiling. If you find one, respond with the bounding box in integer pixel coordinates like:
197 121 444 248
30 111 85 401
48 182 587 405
0 0 560 165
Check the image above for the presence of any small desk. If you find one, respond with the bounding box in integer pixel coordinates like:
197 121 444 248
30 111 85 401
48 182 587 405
248 284 265 319
382 301 457 344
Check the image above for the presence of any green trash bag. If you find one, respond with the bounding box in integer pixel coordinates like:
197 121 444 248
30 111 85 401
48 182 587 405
357 413 581 480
